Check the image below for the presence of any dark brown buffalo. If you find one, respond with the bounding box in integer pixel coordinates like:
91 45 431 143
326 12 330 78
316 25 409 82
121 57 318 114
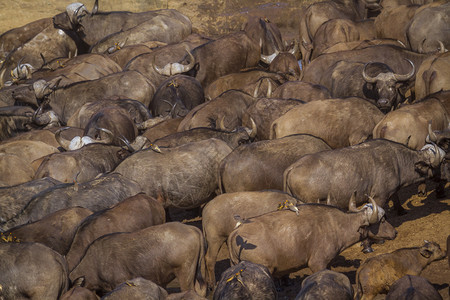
242 97 304 141
243 16 284 56
52 1 189 49
219 134 331 193
202 190 299 287
154 127 254 149
204 69 286 101
355 240 446 299
69 222 207 297
270 97 384 148
0 21 79 87
302 45 428 85
373 94 449 150
267 50 301 81
415 52 450 100
271 81 331 102
66 193 165 271
1 207 92 255
150 74 205 118
33 142 131 184
14 70 156 125
298 0 381 66
318 60 414 112
227 196 391 277
0 242 69 299
142 117 183 142
311 18 376 60
89 10 191 53
0 172 142 231
295 270 353 300
214 261 277 300
181 31 261 87
177 90 256 132
283 139 445 211
101 277 168 300
0 17 52 61
406 2 450 53
385 275 443 300
114 138 232 209
0 177 61 224
106 42 156 68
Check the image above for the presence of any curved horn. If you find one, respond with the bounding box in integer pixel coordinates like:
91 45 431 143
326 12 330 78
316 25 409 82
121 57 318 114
368 196 379 224
92 0 98 14
95 127 114 144
253 79 261 98
218 116 226 131
362 62 377 83
55 127 72 150
118 135 135 152
437 40 446 53
289 40 299 56
266 78 272 98
348 191 359 212
249 117 257 139
393 59 415 81
426 121 437 143
153 49 195 76
260 50 279 64
326 192 332 206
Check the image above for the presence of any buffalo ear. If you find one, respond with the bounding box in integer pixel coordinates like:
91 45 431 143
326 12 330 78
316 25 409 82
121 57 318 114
419 248 432 258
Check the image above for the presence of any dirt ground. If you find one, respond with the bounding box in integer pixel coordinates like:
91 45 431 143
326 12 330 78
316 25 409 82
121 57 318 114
1 1 449 299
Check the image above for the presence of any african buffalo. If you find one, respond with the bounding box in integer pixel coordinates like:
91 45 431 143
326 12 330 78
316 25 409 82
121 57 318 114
1 207 92 255
318 60 415 111
66 193 165 271
0 242 69 299
101 277 168 300
0 106 34 141
114 138 232 209
202 190 299 287
213 261 277 300
283 139 445 213
415 52 450 100
177 90 256 132
242 97 304 141
270 81 331 102
150 74 205 118
227 196 391 277
219 134 331 193
69 222 207 297
295 270 353 300
270 97 384 148
0 172 142 231
373 92 449 150
385 275 443 300
355 240 446 299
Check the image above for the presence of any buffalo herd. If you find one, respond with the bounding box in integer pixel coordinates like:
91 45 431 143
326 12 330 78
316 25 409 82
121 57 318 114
0 0 449 299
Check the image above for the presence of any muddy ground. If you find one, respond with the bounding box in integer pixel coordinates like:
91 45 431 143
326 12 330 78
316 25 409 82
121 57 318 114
1 1 449 299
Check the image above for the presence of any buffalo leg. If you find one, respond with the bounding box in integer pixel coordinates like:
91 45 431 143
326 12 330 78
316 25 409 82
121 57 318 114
390 193 406 216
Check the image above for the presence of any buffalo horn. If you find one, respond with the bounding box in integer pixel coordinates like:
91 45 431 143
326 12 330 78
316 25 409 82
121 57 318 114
55 127 72 150
95 127 114 144
367 196 379 224
438 40 446 53
426 121 437 143
249 116 257 139
266 78 272 98
289 40 299 56
260 50 279 64
118 135 135 152
153 49 195 76
326 193 332 205
348 191 358 212
362 62 378 83
92 0 98 14
218 116 226 131
393 59 415 82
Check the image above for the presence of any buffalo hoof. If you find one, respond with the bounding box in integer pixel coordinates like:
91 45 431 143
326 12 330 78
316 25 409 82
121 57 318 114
362 246 374 254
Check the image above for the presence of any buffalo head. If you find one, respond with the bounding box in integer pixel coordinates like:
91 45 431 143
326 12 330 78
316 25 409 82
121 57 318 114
362 59 415 112
53 1 96 31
